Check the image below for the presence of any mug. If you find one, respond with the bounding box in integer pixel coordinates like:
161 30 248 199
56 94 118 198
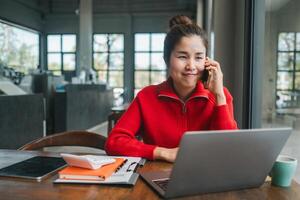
271 155 297 187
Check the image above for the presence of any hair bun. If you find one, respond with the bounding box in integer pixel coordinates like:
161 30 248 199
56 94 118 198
169 15 193 29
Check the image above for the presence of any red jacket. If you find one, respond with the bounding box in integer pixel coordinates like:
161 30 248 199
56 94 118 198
105 79 238 160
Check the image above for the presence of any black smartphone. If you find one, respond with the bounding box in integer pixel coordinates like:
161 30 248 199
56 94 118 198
201 69 209 83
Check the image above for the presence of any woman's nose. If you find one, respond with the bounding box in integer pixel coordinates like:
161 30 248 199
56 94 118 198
185 59 196 71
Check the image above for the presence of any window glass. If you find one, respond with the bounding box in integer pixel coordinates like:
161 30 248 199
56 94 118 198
47 54 61 70
93 34 124 106
135 53 150 69
94 34 108 52
109 53 123 69
296 53 300 70
151 71 167 85
135 71 150 88
134 33 167 94
109 71 123 87
48 35 61 52
0 21 39 74
295 72 300 89
277 72 293 90
62 35 76 52
110 34 124 52
47 34 76 74
278 52 294 70
97 70 107 84
297 33 300 50
63 54 76 71
135 34 150 51
151 53 166 70
275 32 300 109
276 91 293 108
94 53 108 70
151 33 165 51
278 33 294 51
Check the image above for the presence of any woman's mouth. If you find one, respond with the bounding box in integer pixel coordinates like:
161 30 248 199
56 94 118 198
182 73 198 76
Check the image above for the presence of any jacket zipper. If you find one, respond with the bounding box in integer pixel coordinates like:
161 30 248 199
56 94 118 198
158 95 208 114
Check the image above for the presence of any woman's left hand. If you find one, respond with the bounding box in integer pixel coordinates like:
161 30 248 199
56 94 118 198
204 57 226 105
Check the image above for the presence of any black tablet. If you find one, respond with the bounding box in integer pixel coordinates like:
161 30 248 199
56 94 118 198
0 156 66 181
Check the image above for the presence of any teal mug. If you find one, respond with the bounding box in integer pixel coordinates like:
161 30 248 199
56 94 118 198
271 155 297 187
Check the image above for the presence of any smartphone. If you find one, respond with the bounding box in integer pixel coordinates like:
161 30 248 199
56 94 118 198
201 69 209 83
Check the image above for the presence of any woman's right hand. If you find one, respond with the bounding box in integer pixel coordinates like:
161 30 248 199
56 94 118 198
153 147 179 163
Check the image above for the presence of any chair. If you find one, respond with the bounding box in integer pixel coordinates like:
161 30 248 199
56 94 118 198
18 130 107 151
107 111 124 135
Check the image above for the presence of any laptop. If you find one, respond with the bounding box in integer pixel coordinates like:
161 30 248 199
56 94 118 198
140 128 292 198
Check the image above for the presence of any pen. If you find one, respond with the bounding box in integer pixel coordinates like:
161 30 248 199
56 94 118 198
115 159 128 173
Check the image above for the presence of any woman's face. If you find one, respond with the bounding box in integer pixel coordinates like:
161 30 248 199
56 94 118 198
169 35 206 91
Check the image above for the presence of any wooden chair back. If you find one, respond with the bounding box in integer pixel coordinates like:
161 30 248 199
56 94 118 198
18 131 106 151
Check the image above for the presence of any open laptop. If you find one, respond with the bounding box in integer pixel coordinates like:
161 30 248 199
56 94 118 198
140 128 292 198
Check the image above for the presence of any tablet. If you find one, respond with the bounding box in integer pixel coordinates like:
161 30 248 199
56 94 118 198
0 156 66 181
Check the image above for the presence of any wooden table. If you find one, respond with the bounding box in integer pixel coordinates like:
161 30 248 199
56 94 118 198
1 149 300 200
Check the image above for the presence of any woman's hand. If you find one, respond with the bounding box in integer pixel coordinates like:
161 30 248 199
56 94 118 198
204 57 226 105
153 147 179 163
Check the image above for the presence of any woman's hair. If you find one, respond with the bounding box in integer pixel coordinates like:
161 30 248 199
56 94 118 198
163 15 208 67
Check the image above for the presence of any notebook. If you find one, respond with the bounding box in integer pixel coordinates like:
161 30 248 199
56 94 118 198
54 156 145 185
58 158 126 181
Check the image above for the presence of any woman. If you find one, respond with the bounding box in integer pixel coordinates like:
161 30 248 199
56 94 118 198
105 15 237 162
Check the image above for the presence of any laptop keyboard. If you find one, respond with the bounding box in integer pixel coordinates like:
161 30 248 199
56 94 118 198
153 178 169 191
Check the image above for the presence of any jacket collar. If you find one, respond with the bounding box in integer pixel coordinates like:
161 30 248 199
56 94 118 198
157 77 209 100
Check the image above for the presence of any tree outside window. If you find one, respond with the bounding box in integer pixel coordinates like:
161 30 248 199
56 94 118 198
93 34 124 105
0 21 39 74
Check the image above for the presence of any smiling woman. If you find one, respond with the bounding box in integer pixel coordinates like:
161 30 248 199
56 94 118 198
168 35 207 101
105 15 238 163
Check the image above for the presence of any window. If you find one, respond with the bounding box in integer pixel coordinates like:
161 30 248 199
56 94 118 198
93 34 124 104
47 34 76 76
276 32 300 108
134 33 167 95
0 20 39 74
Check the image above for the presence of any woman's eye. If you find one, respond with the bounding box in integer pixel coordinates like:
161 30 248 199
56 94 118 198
178 56 186 59
196 57 203 60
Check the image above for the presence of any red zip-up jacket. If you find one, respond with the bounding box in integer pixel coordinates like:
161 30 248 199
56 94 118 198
105 79 238 160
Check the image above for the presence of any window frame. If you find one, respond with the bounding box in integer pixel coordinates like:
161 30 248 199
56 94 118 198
276 32 300 108
133 32 167 95
46 33 77 75
92 33 125 92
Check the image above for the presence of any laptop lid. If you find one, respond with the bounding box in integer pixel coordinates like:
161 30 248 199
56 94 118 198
163 128 292 198
140 128 292 198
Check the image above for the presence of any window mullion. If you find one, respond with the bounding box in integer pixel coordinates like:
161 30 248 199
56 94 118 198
60 34 63 73
149 34 152 84
106 35 110 85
